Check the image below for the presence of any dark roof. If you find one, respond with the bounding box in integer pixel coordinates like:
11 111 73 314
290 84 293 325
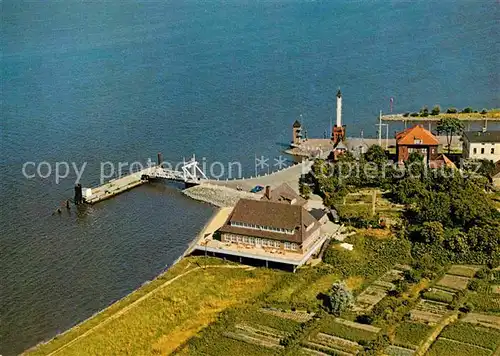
463 131 500 143
218 199 319 244
293 120 302 128
260 183 307 206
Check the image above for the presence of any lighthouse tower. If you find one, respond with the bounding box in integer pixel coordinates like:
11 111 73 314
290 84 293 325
332 89 346 145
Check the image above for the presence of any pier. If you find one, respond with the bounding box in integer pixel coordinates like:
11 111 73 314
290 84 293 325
80 155 208 204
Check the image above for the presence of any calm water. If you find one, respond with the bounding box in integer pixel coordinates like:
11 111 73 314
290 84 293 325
1 1 498 354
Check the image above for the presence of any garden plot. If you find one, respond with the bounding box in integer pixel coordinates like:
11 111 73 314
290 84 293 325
353 268 405 312
409 299 448 324
307 332 362 355
462 313 500 330
319 316 379 344
385 345 415 356
436 274 470 291
300 340 355 356
298 346 331 356
353 285 389 312
222 322 290 350
393 321 433 349
447 265 482 278
439 322 500 351
223 329 284 350
378 269 404 283
422 287 455 304
260 308 314 323
427 338 492 356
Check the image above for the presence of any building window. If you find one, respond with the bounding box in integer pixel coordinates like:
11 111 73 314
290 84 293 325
291 243 298 250
473 148 477 154
481 148 485 154
284 242 291 250
491 148 495 154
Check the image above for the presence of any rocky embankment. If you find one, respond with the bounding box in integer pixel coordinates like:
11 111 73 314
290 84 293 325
183 183 260 207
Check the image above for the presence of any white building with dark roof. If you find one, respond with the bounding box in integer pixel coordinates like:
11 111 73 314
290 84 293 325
463 131 500 162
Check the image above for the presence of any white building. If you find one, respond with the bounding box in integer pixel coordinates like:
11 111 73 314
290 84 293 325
462 131 500 162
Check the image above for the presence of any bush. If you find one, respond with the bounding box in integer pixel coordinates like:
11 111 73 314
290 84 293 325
356 314 374 325
480 109 488 114
468 279 480 291
462 107 473 113
446 107 458 113
404 269 422 283
431 105 441 116
403 112 410 117
475 267 490 279
410 112 419 117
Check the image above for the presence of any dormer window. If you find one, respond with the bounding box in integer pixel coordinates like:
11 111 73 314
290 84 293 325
414 138 422 144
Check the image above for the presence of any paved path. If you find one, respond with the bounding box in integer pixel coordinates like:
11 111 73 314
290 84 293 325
43 264 254 356
208 160 312 192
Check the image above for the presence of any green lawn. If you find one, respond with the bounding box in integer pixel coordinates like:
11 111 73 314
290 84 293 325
25 257 281 356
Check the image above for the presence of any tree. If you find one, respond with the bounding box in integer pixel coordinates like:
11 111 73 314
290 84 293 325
420 221 445 244
436 117 464 154
420 106 429 117
446 107 458 114
299 182 311 199
326 282 354 315
364 145 387 166
462 107 473 113
431 105 441 116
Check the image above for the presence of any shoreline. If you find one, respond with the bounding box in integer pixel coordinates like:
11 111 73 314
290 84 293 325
23 206 226 355
23 160 312 354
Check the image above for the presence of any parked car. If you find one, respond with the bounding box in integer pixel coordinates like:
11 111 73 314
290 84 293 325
250 185 264 193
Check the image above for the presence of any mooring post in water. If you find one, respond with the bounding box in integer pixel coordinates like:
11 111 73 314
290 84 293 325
74 184 83 205
157 152 163 168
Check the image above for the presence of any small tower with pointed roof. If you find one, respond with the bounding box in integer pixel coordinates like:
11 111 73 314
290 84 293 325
292 119 303 145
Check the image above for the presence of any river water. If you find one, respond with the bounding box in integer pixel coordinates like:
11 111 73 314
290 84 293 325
1 1 498 354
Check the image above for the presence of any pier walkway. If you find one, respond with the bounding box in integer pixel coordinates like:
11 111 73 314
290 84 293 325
82 156 207 204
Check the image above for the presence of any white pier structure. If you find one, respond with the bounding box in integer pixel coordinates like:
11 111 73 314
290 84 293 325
82 155 207 204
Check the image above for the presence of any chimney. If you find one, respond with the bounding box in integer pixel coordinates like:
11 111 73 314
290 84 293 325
265 185 271 199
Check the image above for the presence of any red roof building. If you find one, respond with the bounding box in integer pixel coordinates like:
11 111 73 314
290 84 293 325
396 125 439 163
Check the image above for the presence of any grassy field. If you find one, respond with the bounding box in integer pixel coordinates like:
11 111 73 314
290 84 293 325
25 257 282 356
